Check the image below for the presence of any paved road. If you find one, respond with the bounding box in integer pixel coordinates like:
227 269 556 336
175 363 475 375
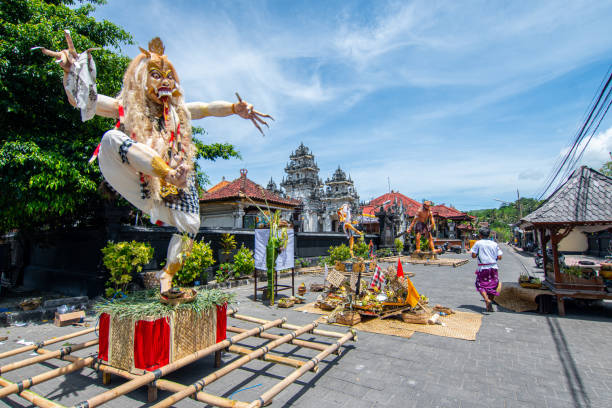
1 245 611 407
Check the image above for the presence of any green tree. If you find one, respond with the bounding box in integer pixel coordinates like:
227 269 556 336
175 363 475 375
0 0 240 234
599 158 612 177
467 197 542 239
0 0 131 233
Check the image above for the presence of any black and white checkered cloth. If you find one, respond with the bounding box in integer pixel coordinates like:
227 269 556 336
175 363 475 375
370 265 385 290
163 177 200 215
118 139 133 164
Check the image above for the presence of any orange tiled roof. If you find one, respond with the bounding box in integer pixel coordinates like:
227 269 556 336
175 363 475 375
432 204 468 218
200 170 301 207
206 180 230 194
363 192 473 220
363 191 421 216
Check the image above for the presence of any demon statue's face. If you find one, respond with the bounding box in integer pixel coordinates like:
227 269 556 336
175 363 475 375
139 37 180 105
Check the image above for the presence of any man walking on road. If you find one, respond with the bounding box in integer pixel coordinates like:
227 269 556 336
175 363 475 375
470 227 503 312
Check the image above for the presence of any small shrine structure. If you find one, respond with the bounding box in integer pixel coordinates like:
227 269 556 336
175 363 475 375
200 169 300 229
519 166 612 315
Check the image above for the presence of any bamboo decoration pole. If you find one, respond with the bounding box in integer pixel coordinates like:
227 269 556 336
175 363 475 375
150 321 319 408
227 325 331 353
0 377 66 408
35 348 251 408
233 313 346 339
0 356 96 398
0 338 98 375
0 327 95 360
74 318 287 408
227 345 315 372
247 329 356 408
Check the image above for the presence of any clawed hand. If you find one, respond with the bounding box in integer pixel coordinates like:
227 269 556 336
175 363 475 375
33 29 100 73
234 92 274 136
165 162 189 189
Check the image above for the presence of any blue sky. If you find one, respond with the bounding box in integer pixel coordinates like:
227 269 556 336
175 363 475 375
92 0 612 210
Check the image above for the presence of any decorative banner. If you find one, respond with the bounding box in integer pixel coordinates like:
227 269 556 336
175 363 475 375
358 214 379 224
254 229 295 271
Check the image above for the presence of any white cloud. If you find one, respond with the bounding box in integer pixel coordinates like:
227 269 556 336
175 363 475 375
91 0 612 209
563 126 612 169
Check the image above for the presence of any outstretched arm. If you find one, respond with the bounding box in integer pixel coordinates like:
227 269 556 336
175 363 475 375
407 217 417 233
37 30 118 119
186 93 273 135
187 101 235 119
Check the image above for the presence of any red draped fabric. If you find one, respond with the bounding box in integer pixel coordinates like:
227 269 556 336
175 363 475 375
97 313 110 361
133 318 170 371
216 303 227 343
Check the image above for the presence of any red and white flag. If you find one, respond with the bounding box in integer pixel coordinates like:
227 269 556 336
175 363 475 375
370 265 385 290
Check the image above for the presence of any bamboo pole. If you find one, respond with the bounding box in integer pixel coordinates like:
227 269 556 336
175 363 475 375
0 356 96 398
74 318 287 408
0 338 98 375
0 327 95 360
0 376 66 408
151 321 320 408
247 329 356 408
233 313 346 339
228 344 315 372
35 349 251 408
227 325 333 353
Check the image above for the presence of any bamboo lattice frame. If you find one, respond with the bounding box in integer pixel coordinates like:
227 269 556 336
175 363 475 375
0 308 356 408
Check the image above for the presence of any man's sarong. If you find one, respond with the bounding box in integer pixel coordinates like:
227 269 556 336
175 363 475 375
475 268 500 296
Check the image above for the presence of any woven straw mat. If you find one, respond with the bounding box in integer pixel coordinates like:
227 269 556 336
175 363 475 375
109 315 136 372
172 308 216 361
326 269 346 288
495 282 551 313
296 302 483 341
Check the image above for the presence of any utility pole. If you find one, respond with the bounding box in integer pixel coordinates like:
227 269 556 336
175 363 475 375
516 188 523 248
516 188 523 219
387 177 391 193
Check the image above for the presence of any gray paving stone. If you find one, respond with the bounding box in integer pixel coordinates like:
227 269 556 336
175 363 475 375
0 245 610 407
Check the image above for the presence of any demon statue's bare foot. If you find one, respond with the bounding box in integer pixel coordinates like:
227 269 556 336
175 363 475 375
165 163 189 189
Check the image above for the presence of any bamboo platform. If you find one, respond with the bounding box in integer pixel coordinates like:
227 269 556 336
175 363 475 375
0 308 355 408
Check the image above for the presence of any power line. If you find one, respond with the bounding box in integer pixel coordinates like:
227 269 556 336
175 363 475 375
535 66 611 197
541 66 612 192
537 67 612 200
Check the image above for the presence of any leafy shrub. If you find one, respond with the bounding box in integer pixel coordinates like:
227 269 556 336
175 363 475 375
295 258 310 268
220 233 237 255
101 241 154 298
376 247 393 257
419 236 430 252
216 263 235 282
321 244 352 265
173 239 215 286
394 238 404 254
353 237 370 259
233 244 254 277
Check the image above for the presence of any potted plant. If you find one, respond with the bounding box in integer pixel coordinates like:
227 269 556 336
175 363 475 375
174 238 215 286
101 241 154 298
233 244 254 279
218 233 237 264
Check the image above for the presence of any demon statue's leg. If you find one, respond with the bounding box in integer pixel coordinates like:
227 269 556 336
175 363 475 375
344 223 363 258
414 232 422 253
98 129 200 293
